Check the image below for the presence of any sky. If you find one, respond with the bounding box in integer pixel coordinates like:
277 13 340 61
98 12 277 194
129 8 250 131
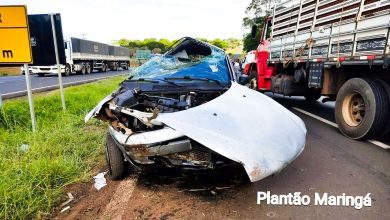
2 0 252 44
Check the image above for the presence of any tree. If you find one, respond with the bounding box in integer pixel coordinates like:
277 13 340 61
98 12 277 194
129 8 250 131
242 0 279 52
117 38 130 47
210 39 229 50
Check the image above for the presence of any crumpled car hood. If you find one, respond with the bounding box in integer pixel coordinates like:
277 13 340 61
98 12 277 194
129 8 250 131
156 82 306 182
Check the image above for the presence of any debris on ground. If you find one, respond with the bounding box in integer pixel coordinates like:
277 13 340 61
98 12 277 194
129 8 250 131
93 172 107 190
60 192 74 208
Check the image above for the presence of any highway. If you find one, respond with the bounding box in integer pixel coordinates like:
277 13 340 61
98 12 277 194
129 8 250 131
57 93 390 219
0 70 131 99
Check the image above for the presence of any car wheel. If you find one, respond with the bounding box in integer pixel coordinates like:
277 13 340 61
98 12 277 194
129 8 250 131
105 132 125 180
304 88 322 102
335 78 389 139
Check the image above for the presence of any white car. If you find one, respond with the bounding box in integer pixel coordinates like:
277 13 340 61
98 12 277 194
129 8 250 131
86 37 306 182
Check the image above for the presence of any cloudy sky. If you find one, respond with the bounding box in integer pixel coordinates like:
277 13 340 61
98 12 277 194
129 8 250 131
3 0 252 44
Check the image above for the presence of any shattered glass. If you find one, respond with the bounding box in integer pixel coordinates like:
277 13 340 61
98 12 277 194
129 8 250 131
131 48 230 83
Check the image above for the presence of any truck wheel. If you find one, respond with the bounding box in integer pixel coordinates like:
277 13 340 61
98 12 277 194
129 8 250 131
376 79 390 138
86 63 92 74
335 78 389 139
304 88 321 102
80 64 86 75
105 132 125 180
248 69 258 90
64 64 71 76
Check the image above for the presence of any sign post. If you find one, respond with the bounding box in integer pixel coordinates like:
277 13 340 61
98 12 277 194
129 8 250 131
0 5 36 131
24 63 36 131
50 14 66 111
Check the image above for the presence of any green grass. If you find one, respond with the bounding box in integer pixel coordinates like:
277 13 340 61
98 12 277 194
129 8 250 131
0 76 126 219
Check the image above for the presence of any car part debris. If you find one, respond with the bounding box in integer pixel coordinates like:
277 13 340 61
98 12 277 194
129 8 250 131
60 192 74 208
60 206 70 213
93 172 107 190
86 37 306 182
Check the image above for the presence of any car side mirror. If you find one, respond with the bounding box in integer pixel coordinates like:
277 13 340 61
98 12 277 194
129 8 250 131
251 25 257 39
238 74 249 85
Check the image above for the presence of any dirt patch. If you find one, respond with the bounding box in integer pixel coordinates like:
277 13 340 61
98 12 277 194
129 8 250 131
0 67 21 76
54 165 248 220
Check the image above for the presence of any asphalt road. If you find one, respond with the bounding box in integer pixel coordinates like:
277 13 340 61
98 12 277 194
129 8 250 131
0 70 131 97
57 95 390 220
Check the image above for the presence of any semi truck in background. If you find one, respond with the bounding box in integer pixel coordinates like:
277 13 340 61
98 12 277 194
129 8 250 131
243 0 390 140
23 37 130 76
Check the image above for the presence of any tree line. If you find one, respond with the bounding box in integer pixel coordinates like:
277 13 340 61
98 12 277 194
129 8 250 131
114 38 242 55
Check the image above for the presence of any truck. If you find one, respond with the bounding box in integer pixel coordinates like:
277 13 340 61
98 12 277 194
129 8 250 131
244 0 390 140
24 37 130 76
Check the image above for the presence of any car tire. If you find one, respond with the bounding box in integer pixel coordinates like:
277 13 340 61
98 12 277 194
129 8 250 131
64 64 71 76
304 88 321 102
105 132 125 180
335 78 389 139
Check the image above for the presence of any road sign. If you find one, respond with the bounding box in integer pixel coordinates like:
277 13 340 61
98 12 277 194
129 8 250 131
0 5 32 64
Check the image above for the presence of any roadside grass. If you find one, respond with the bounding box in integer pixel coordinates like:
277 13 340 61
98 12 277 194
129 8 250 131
0 76 125 219
0 67 21 77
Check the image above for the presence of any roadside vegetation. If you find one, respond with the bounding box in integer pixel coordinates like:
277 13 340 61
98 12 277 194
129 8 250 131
115 37 243 55
0 67 21 77
0 76 125 219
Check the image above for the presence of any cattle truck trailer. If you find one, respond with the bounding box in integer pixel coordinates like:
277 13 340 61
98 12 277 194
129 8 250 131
246 0 390 140
25 37 130 76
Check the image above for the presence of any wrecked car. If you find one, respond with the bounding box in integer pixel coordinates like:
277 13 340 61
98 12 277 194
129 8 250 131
85 37 306 182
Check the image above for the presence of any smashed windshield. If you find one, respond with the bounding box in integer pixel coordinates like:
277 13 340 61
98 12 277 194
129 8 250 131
131 38 230 83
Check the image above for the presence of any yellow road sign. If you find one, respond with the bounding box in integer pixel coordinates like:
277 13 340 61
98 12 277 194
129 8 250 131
0 5 32 64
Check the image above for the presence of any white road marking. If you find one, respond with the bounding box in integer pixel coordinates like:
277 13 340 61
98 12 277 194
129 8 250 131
293 107 390 150
293 107 338 128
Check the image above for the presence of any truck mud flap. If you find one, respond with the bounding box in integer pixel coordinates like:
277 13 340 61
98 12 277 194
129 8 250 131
308 62 324 89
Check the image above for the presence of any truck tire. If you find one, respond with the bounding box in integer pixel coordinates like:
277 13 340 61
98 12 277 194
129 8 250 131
248 69 258 90
80 64 86 75
304 88 321 102
64 64 71 76
105 132 125 180
376 79 390 138
86 63 92 74
335 78 389 139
